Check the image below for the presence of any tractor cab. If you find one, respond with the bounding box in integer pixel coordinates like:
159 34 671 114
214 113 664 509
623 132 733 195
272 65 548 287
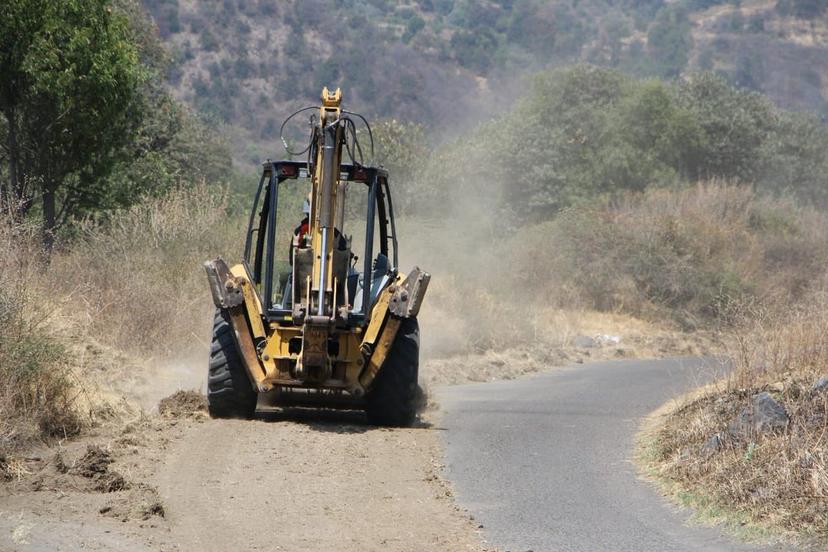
243 161 399 327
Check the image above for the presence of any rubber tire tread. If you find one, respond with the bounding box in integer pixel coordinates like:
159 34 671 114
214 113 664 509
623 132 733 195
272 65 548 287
365 317 419 427
207 309 257 419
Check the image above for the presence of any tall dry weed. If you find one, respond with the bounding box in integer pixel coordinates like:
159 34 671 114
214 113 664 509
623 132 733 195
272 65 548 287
405 182 828 360
47 182 243 357
512 182 828 328
0 183 244 456
0 222 81 456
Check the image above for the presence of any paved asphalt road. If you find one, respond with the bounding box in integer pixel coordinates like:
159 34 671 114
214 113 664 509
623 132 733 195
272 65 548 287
437 357 792 552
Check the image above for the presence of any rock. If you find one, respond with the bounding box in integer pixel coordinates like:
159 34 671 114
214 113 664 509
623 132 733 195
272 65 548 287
751 392 789 433
573 335 596 348
806 413 825 427
728 392 789 440
595 334 621 346
812 377 828 394
701 433 724 456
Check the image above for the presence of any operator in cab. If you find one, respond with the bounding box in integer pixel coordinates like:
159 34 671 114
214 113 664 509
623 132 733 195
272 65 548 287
291 193 347 264
291 195 311 261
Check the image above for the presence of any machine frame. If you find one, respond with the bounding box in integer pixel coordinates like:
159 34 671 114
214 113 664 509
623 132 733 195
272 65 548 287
203 88 429 423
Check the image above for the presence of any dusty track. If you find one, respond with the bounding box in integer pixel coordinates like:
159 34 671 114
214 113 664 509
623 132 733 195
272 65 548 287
0 409 484 552
156 410 482 551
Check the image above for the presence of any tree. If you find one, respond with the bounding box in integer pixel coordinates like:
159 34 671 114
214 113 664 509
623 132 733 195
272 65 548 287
776 0 827 18
0 0 47 218
410 64 828 218
0 0 144 247
647 4 693 77
676 72 776 182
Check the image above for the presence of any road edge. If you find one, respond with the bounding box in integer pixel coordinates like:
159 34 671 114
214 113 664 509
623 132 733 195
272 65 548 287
633 383 803 549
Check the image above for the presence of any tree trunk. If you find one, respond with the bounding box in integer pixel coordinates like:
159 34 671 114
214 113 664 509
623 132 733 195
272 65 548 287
5 105 19 217
42 185 56 252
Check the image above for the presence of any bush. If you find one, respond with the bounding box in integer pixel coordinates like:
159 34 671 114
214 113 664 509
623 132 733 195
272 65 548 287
509 183 828 327
0 223 81 456
409 66 828 219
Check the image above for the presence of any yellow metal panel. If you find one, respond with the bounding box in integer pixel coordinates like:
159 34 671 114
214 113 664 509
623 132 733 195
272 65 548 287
357 274 409 388
227 306 269 391
230 264 266 338
229 263 277 376
360 316 401 389
361 273 404 348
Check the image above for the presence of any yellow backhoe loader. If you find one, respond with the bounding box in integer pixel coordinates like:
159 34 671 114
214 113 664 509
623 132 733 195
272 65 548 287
203 88 430 426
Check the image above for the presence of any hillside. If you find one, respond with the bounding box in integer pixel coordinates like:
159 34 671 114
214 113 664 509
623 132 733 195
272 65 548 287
138 0 828 162
687 0 828 112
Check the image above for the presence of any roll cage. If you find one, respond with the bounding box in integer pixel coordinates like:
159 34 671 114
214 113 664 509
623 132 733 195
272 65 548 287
243 160 399 323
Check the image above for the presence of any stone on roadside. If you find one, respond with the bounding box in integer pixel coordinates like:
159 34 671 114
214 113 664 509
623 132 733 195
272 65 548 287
727 392 789 440
573 335 596 349
811 377 828 394
700 433 724 456
595 334 621 346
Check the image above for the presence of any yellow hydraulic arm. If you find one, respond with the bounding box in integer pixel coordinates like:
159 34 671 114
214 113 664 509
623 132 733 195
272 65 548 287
294 87 346 381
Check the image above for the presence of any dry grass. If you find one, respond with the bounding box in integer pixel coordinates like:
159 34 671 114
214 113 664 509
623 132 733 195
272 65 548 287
642 295 828 544
0 183 240 457
514 182 828 328
414 182 827 369
0 222 82 457
47 183 242 358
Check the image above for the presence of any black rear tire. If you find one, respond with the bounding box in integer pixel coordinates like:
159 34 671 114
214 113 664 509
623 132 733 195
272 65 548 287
207 309 257 419
365 317 420 427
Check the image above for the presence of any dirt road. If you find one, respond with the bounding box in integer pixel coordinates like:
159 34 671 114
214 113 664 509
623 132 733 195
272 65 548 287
0 408 485 552
0 336 716 552
156 410 482 551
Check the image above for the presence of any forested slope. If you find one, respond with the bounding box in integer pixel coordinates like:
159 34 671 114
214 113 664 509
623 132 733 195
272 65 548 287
140 0 828 162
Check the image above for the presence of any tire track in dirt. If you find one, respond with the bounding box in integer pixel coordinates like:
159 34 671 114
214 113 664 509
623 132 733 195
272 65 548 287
155 410 485 552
